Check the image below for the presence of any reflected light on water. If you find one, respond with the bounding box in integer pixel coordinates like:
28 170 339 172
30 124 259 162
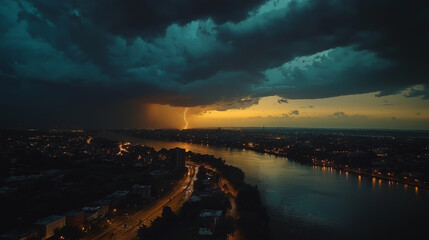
358 175 362 187
122 137 429 240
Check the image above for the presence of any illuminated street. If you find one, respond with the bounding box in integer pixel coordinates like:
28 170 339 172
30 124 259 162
84 165 197 240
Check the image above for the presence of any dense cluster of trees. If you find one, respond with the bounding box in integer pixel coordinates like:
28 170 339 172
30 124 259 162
138 205 235 240
236 185 270 239
187 152 245 188
194 166 207 192
138 207 179 240
188 152 270 240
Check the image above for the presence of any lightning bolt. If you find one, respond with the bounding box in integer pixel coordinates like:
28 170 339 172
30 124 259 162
183 107 189 130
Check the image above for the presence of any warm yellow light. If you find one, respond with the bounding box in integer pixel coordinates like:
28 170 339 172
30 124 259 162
183 107 189 130
187 90 429 129
117 143 129 155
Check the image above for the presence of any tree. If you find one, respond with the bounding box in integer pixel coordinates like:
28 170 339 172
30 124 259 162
194 166 207 191
236 185 270 240
215 216 235 237
138 206 178 240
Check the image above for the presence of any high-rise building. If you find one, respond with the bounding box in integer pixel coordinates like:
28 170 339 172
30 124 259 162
170 147 185 171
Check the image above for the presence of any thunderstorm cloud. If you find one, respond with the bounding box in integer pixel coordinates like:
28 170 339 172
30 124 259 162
1 0 428 127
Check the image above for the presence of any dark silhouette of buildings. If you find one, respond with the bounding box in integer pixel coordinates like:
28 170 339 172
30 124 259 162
170 147 185 171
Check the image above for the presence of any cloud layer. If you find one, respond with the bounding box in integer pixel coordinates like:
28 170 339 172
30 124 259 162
1 0 428 127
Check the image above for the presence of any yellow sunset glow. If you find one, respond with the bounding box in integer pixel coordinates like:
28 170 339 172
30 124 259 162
144 87 429 130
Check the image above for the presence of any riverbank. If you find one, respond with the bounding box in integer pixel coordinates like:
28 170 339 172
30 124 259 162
104 128 429 190
187 152 270 240
101 132 429 240
112 129 429 192
136 157 269 240
170 136 429 191
256 149 429 190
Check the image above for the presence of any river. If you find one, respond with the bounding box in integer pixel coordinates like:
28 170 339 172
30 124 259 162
114 136 428 239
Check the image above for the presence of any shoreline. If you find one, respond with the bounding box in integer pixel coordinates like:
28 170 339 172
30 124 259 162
100 132 429 190
164 137 429 191
253 148 429 191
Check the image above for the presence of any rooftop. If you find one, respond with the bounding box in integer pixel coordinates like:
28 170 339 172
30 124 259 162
107 190 129 199
199 209 222 218
64 210 84 216
35 215 64 225
132 184 151 189
198 228 214 236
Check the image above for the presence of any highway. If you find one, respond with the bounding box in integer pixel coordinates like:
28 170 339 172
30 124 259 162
83 165 198 240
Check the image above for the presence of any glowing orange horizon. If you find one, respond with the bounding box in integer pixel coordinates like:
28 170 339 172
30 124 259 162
144 87 429 130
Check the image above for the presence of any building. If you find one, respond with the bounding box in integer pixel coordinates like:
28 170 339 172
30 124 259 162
132 184 151 198
64 210 85 228
107 190 129 199
170 147 185 171
198 209 223 235
35 215 66 239
149 169 168 178
106 190 129 208
189 195 202 202
82 203 109 222
196 188 222 199
1 228 41 240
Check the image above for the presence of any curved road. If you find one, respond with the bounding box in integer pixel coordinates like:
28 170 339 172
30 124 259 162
84 165 197 240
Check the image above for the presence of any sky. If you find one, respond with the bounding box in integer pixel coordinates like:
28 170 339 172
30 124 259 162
0 0 428 130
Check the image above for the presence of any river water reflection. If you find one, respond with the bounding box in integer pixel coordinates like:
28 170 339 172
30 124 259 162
121 137 428 239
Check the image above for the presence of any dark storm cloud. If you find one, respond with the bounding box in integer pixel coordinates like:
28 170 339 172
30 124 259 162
289 110 299 116
333 112 346 118
0 0 428 128
220 0 429 99
404 85 429 99
278 98 288 104
78 0 265 39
